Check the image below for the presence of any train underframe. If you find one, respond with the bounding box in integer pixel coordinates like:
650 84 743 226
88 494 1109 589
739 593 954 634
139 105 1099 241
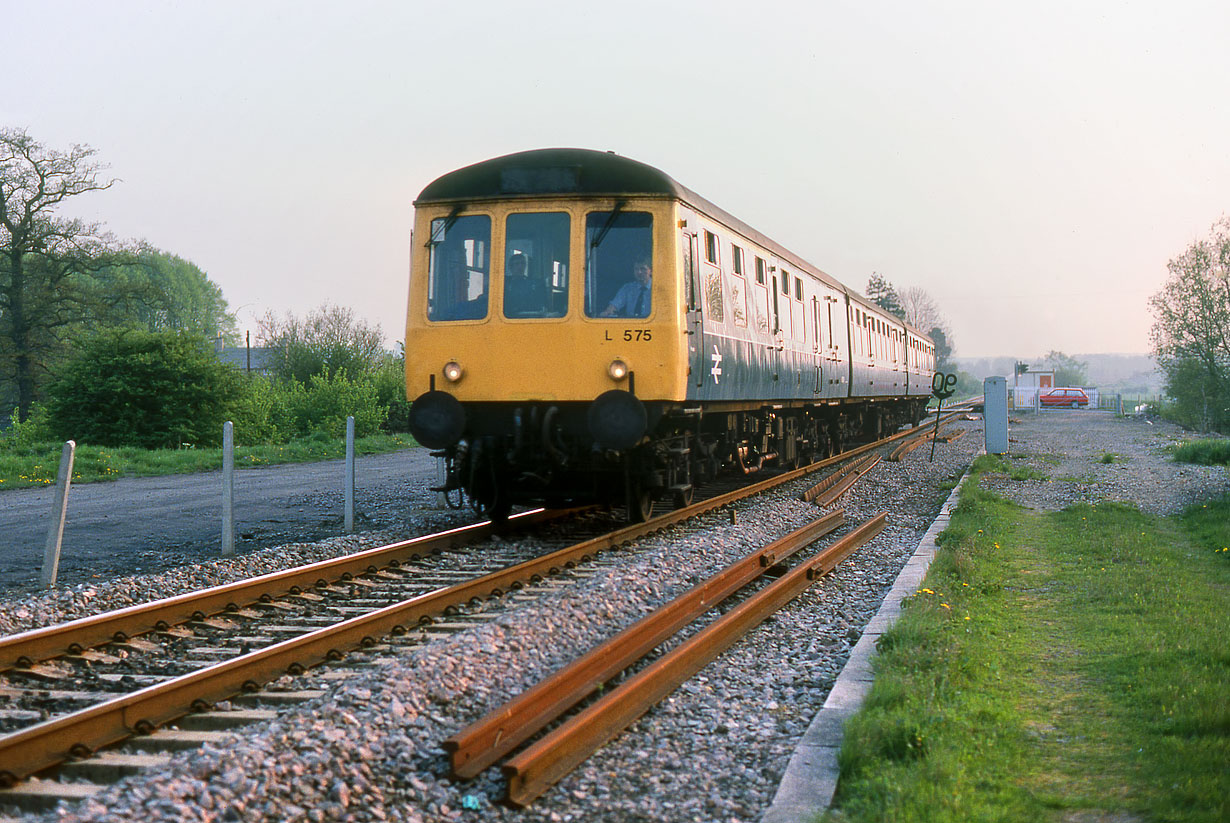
431 397 931 522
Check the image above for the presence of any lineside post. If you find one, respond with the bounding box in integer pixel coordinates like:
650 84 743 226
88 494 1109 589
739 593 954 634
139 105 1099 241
222 421 235 556
345 415 355 533
40 440 76 589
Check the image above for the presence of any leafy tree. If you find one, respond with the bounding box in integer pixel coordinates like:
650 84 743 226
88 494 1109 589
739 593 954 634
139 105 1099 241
1149 217 1230 432
102 247 236 340
1043 350 1089 387
929 326 954 373
258 303 384 384
43 329 241 448
1 128 119 420
866 273 905 320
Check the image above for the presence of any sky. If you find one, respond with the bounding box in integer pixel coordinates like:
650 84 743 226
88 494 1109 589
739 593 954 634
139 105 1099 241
5 0 1229 359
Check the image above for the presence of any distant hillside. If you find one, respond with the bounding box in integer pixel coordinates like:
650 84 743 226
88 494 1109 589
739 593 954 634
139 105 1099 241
951 354 1163 394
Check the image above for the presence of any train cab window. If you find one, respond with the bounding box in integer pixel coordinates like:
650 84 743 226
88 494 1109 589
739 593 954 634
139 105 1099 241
504 212 569 319
427 214 490 321
704 230 718 265
586 211 654 318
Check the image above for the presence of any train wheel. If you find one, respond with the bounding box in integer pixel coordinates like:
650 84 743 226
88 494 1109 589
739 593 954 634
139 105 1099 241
627 483 654 523
672 485 694 509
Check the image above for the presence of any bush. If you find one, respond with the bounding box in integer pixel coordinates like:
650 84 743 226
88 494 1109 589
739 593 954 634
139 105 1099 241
283 370 387 439
227 376 294 446
1172 438 1230 466
43 329 241 448
370 356 410 433
2 404 54 450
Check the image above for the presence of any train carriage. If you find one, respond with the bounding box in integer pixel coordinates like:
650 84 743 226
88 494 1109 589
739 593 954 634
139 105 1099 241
406 149 934 520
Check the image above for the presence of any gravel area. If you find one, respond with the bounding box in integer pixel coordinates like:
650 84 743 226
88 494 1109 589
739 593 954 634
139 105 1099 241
4 411 1225 823
980 410 1230 514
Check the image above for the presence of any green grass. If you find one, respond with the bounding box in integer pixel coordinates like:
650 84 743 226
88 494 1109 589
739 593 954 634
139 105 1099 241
825 475 1230 822
0 433 419 489
972 453 1048 482
1172 438 1230 466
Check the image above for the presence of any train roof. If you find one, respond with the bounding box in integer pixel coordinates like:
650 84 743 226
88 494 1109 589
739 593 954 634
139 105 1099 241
415 148 931 342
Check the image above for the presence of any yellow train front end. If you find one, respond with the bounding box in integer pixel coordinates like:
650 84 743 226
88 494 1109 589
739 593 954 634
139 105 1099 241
404 150 692 518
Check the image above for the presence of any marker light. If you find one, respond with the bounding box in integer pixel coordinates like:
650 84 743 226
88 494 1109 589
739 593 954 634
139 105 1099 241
443 361 464 383
608 359 629 381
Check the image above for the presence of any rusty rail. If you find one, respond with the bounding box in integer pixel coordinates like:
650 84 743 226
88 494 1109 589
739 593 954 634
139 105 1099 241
0 415 952 786
810 455 882 508
0 509 569 673
443 509 846 778
800 453 879 504
501 513 887 807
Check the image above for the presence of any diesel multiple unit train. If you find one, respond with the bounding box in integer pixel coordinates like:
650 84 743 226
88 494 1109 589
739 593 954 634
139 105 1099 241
406 148 936 520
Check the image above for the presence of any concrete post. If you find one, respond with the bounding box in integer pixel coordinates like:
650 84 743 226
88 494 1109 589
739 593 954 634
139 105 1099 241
345 415 355 532
40 440 76 588
222 421 235 555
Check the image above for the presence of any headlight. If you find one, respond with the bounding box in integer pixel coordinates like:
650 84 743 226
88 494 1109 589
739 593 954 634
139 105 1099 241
608 359 629 381
443 361 464 383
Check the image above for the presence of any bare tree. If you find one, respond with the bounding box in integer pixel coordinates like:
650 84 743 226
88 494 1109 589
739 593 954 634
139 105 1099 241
898 286 946 333
1 128 118 420
257 303 385 384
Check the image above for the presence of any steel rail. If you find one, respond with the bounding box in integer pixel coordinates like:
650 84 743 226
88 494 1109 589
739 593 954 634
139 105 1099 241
811 455 883 508
443 509 847 778
0 416 956 785
0 509 566 673
0 466 857 785
502 513 888 807
0 413 954 674
800 453 878 503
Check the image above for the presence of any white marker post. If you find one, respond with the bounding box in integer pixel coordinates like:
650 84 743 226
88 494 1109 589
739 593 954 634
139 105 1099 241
41 440 76 588
345 415 356 533
222 421 235 556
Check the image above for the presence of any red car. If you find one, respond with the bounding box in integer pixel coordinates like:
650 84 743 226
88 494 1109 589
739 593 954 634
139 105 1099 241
1040 387 1089 408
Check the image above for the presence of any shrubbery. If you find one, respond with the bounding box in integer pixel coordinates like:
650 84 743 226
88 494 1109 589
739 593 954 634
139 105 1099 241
6 306 412 452
43 329 241 448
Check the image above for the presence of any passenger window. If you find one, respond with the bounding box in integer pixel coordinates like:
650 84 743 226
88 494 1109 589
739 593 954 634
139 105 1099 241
706 269 725 322
504 212 569 319
781 271 791 295
428 214 490 321
732 245 744 275
751 269 769 332
704 230 718 264
586 211 653 318
794 278 803 301
726 269 747 327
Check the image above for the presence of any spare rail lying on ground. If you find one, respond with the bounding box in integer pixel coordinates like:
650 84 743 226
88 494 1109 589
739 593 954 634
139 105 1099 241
501 513 887 807
444 509 847 778
800 454 881 506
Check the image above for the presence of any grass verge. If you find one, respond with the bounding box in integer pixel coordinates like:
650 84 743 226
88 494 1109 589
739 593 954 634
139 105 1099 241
1172 438 1230 466
0 433 419 489
825 470 1230 822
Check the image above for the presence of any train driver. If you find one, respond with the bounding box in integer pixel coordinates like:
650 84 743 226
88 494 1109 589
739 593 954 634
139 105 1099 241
503 253 546 317
600 259 652 318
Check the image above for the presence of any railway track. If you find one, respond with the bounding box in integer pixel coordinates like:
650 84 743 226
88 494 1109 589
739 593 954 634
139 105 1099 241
0 412 972 813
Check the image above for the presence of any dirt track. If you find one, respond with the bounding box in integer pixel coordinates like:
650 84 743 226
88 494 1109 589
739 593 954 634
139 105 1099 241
0 449 441 594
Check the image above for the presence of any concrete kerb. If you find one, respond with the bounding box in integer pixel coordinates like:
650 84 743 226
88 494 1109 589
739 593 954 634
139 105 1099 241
760 462 976 823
